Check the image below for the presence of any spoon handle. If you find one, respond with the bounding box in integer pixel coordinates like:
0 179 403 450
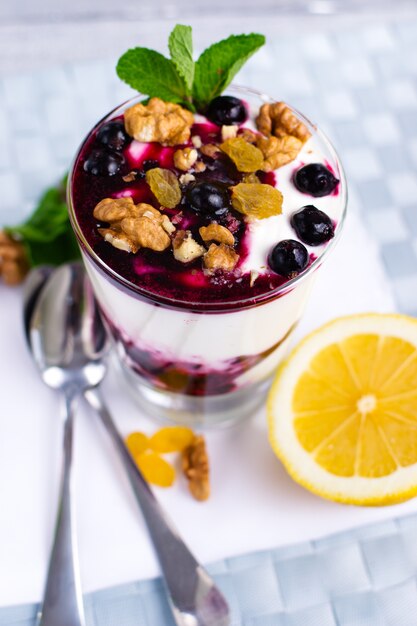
84 388 229 626
37 390 85 626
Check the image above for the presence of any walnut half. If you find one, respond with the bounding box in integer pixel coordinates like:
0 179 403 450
257 135 303 171
124 97 194 146
182 435 210 501
199 223 235 246
173 147 198 171
94 197 174 253
256 102 311 143
203 243 239 271
0 231 29 285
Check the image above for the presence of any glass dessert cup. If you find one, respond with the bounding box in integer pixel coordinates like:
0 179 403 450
68 86 347 427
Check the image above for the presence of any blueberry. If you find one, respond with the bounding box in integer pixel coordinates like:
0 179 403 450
294 163 339 197
83 149 125 176
268 240 309 278
96 120 129 151
291 205 334 246
206 96 247 126
185 181 230 217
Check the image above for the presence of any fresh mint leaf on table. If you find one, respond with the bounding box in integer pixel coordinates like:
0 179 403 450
168 24 195 94
116 25 265 112
6 174 80 267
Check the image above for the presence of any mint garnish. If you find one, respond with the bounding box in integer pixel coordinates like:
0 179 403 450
192 34 265 111
168 24 194 94
116 25 265 112
6 174 80 267
117 48 189 105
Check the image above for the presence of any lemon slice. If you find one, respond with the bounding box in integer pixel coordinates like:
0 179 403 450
268 313 417 505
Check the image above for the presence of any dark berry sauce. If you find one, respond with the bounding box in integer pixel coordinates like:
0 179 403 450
71 118 286 305
106 315 297 395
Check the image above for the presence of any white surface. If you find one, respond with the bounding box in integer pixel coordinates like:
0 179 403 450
2 210 417 608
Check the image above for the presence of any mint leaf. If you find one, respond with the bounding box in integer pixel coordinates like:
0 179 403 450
193 33 265 111
6 174 80 267
117 48 188 104
168 24 194 93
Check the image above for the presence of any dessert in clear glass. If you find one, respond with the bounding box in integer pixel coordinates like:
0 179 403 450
68 86 347 426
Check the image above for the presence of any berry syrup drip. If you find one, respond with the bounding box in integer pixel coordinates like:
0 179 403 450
72 118 286 304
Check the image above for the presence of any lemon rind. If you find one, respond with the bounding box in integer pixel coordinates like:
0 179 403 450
267 313 417 506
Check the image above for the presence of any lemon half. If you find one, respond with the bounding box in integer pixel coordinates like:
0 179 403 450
268 313 417 505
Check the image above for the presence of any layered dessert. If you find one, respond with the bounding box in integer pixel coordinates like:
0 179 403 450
69 87 346 421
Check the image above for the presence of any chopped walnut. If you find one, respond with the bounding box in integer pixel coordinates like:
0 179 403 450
239 128 258 144
250 270 259 287
191 135 202 148
161 214 176 235
124 97 194 146
94 198 174 252
173 147 198 171
200 144 221 159
221 125 238 141
256 135 303 171
256 102 311 143
98 228 139 253
194 161 206 172
182 435 210 501
203 243 239 271
122 171 137 182
199 223 235 246
179 173 196 185
120 216 171 251
0 231 29 285
93 196 138 223
173 230 205 263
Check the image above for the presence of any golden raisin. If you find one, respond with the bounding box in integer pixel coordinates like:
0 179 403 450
150 426 194 453
136 452 176 487
231 183 283 219
220 137 264 173
145 168 181 208
125 432 149 457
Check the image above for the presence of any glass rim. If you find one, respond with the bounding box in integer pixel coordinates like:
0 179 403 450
67 84 348 313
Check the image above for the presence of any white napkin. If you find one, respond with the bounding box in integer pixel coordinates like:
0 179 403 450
2 210 417 607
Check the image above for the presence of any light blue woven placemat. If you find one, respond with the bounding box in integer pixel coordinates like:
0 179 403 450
2 17 417 626
2 512 417 625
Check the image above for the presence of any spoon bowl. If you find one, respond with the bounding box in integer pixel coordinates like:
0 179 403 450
30 263 108 392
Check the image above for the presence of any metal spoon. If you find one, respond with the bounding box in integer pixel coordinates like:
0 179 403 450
28 263 107 626
25 263 230 626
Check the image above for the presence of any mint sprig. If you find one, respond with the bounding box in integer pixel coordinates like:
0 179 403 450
193 34 265 111
168 24 194 94
116 25 265 112
6 174 80 267
116 48 189 105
